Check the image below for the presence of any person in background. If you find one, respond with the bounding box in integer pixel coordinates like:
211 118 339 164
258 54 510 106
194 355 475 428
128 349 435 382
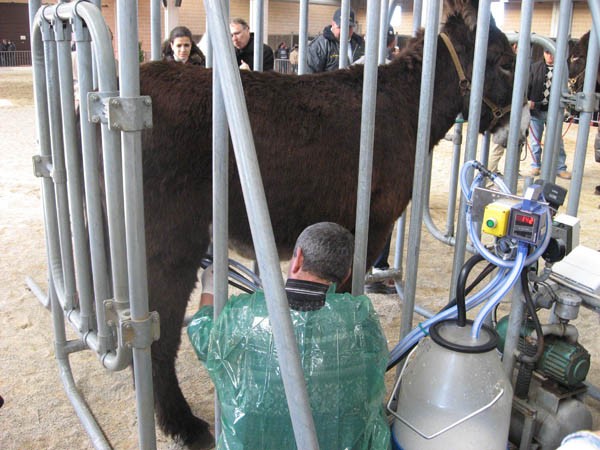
527 48 571 179
229 18 274 71
161 26 205 66
188 222 391 450
306 8 365 73
0 39 8 67
275 41 289 59
289 44 299 73
353 25 397 66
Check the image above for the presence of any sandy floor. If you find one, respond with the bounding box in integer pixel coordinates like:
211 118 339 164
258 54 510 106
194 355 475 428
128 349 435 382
1 65 599 449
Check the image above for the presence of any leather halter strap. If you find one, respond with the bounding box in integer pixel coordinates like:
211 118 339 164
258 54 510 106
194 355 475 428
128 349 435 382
440 32 512 129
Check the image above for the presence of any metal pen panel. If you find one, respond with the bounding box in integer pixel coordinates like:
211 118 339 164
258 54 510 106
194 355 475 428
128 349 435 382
55 18 96 334
41 17 78 313
297 0 309 74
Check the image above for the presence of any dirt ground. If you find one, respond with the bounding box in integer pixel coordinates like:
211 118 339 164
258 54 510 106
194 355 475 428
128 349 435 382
1 65 599 449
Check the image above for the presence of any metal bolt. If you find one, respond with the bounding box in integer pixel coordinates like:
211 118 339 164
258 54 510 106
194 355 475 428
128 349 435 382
90 94 99 101
92 116 100 123
144 121 151 129
110 99 120 107
144 98 152 106
112 122 120 129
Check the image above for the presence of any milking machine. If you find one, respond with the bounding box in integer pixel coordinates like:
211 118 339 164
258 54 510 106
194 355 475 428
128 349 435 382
387 160 596 450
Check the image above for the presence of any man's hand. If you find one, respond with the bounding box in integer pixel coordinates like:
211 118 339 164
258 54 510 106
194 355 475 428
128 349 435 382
201 265 214 295
239 60 251 71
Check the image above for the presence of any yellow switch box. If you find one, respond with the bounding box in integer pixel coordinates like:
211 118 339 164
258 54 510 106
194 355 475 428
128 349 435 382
482 201 512 237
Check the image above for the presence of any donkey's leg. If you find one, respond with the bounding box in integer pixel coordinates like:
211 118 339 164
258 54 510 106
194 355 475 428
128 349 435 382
149 259 214 448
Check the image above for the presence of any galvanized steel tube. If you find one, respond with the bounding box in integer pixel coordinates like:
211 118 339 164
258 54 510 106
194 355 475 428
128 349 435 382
399 0 440 340
567 23 599 215
351 0 381 294
540 0 572 182
449 0 493 309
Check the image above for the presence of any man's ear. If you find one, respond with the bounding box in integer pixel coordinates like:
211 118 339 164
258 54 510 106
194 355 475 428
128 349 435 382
289 248 304 276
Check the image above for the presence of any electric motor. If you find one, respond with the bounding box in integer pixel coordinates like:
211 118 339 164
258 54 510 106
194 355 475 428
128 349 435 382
496 316 590 387
538 337 590 387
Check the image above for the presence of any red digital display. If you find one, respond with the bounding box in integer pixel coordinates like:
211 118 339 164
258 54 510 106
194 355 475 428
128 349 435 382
515 214 535 226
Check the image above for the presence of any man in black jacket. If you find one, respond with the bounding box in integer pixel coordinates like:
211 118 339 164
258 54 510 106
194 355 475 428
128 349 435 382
527 49 571 179
306 8 365 73
230 18 274 71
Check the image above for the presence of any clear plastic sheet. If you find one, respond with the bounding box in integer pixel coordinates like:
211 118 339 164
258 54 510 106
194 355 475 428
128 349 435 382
188 287 391 450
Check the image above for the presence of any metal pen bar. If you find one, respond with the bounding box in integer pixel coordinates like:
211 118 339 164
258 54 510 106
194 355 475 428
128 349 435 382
297 0 309 74
540 0 572 182
448 0 492 308
115 0 157 445
204 0 319 447
211 18 230 435
501 1 535 379
400 0 440 341
253 0 265 71
589 0 600 56
151 0 162 61
351 0 381 295
567 21 599 216
339 0 351 68
378 0 389 64
505 22 533 192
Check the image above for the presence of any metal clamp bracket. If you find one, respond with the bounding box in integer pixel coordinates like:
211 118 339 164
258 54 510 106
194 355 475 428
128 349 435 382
119 311 160 349
88 91 119 124
562 92 600 113
32 154 53 178
106 96 153 131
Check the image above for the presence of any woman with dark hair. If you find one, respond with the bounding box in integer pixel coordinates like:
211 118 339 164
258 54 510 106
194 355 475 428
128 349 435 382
162 26 205 66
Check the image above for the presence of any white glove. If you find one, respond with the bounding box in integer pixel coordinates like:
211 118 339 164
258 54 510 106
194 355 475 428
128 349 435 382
201 265 214 295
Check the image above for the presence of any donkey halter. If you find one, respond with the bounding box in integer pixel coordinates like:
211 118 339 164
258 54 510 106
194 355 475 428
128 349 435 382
440 32 512 130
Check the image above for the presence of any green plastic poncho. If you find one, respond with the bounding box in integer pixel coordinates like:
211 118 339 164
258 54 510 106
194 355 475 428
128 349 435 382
187 285 390 450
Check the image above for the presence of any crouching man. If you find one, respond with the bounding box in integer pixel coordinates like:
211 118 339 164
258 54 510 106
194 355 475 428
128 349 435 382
188 222 391 449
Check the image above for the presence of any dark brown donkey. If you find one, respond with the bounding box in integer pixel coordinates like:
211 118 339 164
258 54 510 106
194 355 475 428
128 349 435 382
136 0 516 446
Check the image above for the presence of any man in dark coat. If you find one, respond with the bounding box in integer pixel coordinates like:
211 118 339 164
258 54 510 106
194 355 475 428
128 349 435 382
306 8 365 73
229 18 274 71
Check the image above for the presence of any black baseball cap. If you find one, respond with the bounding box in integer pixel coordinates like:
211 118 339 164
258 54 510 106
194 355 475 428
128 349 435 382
333 8 356 27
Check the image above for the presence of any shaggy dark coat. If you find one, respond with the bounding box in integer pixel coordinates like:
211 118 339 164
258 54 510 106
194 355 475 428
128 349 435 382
136 0 515 446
